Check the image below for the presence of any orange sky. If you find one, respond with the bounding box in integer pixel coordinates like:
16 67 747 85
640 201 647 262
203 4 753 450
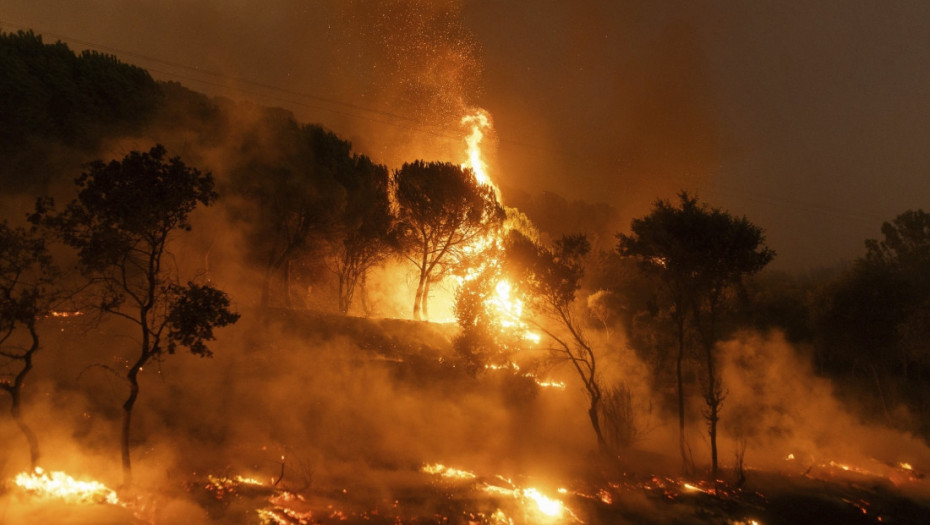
2 0 930 269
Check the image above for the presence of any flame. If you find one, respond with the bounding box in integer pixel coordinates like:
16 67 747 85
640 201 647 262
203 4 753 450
481 482 571 521
461 109 494 189
523 487 564 517
490 508 514 525
451 108 540 345
483 362 565 390
14 467 120 505
534 379 566 390
422 463 477 480
682 482 705 493
49 310 84 318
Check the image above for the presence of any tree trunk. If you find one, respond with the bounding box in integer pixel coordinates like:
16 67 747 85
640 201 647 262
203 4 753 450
422 279 432 320
587 397 610 456
10 390 40 471
360 273 371 317
413 272 427 320
676 314 689 473
283 259 292 309
6 325 41 470
121 355 146 488
698 298 721 481
261 257 279 308
338 272 348 314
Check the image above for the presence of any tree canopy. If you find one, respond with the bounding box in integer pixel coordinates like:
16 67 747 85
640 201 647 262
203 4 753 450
0 30 160 192
618 192 774 477
395 160 504 320
33 145 238 486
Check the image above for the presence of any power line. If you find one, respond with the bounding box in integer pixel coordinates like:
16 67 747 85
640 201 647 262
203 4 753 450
0 20 897 224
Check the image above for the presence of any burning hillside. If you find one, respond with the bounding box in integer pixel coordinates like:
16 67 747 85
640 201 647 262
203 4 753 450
4 13 930 525
3 311 930 525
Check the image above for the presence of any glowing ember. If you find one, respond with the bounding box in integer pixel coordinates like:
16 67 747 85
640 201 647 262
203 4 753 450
483 363 565 390
523 487 563 517
480 481 572 521
422 463 477 480
682 482 705 493
14 467 119 505
49 310 84 318
534 379 566 390
235 474 267 486
490 508 514 525
899 462 914 471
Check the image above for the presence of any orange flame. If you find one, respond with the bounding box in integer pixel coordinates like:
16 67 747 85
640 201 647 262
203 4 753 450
14 467 120 505
461 109 494 190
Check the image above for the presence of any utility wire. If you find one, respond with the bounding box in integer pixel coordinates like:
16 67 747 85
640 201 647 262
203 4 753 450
0 20 895 224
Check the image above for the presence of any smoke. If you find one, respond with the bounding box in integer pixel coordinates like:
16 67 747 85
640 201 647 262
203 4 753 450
716 331 930 477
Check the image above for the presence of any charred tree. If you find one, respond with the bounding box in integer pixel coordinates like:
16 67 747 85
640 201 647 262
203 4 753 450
33 145 239 487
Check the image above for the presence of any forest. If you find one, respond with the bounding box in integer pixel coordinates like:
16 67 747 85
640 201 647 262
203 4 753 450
2 30 930 524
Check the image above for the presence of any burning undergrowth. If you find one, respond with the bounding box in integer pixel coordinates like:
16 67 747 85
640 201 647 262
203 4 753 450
3 313 930 524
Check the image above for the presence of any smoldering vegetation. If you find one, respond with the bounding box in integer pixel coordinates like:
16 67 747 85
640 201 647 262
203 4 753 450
3 29 930 525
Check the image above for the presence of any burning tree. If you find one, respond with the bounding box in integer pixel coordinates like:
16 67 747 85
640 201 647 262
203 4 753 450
33 145 239 487
395 160 504 320
504 230 615 456
618 192 773 479
0 222 55 470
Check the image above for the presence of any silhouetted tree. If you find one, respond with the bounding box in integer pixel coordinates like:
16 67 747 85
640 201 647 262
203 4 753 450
619 192 773 479
230 118 346 307
818 209 930 428
0 223 55 470
0 30 160 193
329 155 395 314
395 161 503 320
505 230 614 455
33 145 239 487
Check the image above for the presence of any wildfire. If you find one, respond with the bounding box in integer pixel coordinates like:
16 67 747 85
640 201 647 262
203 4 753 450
452 108 540 345
483 362 566 390
14 467 120 505
421 462 478 480
480 483 574 522
461 109 494 189
422 462 579 522
49 310 84 318
522 487 563 517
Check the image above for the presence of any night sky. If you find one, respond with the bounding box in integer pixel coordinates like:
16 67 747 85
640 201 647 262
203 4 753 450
3 0 930 269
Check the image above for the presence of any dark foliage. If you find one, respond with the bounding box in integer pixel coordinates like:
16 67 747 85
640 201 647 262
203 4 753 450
0 222 56 469
0 30 160 192
33 145 237 486
395 160 504 320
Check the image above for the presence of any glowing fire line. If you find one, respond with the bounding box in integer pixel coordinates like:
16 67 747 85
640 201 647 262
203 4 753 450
14 467 120 505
